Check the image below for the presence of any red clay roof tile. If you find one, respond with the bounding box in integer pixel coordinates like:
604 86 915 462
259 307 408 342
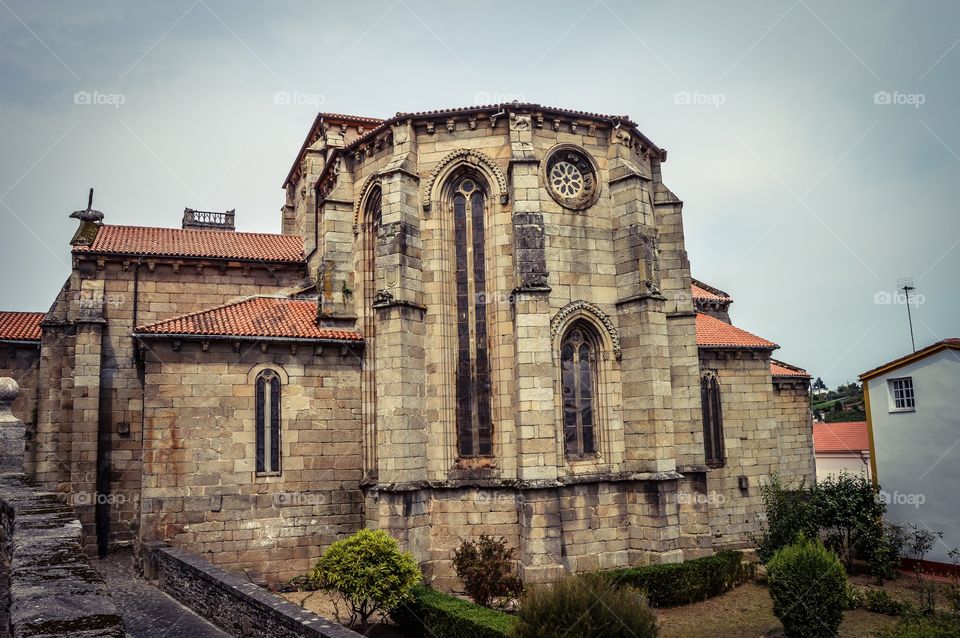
73 225 304 263
813 421 869 454
135 297 362 342
695 312 778 349
0 312 43 342
771 359 810 378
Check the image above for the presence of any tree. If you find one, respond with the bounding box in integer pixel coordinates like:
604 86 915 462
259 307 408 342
812 471 886 572
452 535 524 608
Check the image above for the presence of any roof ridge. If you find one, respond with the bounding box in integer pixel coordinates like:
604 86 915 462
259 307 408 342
97 223 298 238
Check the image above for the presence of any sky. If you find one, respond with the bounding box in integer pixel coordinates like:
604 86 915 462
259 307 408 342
0 0 957 387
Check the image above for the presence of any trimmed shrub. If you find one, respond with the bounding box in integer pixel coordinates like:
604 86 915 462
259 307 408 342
308 529 421 628
392 585 514 638
606 550 753 607
511 574 658 638
453 535 524 608
767 536 847 638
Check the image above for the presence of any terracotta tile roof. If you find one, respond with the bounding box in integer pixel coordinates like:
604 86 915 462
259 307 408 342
691 281 731 302
859 338 960 380
0 312 43 342
813 421 869 454
771 359 810 378
135 297 362 342
695 312 778 350
73 225 304 264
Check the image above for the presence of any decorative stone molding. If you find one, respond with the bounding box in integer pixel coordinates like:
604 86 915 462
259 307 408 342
422 149 508 211
352 172 382 232
550 301 621 360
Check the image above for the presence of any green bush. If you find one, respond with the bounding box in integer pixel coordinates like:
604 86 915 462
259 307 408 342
862 587 913 616
754 473 818 563
767 536 847 638
308 529 421 628
606 550 753 607
452 535 524 608
392 585 514 638
814 472 887 572
511 574 658 638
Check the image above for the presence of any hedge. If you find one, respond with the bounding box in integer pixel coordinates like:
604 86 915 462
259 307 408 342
392 585 515 638
605 550 753 607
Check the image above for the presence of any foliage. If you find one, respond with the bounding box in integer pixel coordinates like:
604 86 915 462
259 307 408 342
870 523 910 583
452 535 524 608
606 549 752 607
510 574 658 638
392 585 514 638
863 587 913 616
948 547 960 618
814 472 887 572
872 613 960 638
904 524 944 614
754 473 818 563
308 529 421 628
767 536 847 638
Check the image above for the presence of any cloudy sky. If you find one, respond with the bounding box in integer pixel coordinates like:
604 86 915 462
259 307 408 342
1 1 957 386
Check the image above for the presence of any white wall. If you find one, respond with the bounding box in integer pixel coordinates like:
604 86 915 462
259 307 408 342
816 453 870 483
868 349 960 563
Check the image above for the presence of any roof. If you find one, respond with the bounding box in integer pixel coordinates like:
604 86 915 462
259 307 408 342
771 359 810 378
691 279 732 303
0 312 43 342
859 338 960 381
695 312 778 350
134 297 363 342
813 421 869 454
72 225 305 264
284 112 386 187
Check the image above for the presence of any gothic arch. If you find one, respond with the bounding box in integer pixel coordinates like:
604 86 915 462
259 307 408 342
423 149 508 211
353 172 382 232
551 300 621 360
246 363 289 385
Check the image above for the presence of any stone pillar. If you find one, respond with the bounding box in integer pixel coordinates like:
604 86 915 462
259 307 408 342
518 489 565 584
0 378 25 474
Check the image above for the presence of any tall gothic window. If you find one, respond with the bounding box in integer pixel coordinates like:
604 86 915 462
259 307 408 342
453 176 492 457
255 369 281 474
561 323 599 457
361 187 381 476
701 372 724 467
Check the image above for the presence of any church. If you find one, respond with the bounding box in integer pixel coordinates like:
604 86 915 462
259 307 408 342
0 103 814 588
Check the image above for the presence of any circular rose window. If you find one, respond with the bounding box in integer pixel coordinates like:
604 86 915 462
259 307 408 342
544 147 599 210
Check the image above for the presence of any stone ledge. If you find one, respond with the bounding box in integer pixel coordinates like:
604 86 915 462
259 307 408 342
368 470 685 493
145 544 361 638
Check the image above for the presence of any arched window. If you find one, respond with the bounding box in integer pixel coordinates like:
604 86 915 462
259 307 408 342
701 372 724 467
453 175 492 457
561 323 599 457
255 369 282 474
361 187 381 476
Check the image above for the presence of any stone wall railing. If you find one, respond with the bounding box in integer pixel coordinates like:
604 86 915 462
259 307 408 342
0 377 125 638
145 544 362 638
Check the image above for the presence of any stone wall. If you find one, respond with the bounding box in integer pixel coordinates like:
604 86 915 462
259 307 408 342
773 380 815 482
146 544 360 638
139 339 364 582
0 345 39 441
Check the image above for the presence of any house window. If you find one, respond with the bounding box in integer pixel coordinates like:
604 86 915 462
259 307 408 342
701 372 725 467
561 324 599 457
255 369 281 474
453 176 492 457
888 377 915 412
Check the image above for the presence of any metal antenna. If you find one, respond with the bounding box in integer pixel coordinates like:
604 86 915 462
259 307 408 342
87 188 94 210
897 276 917 352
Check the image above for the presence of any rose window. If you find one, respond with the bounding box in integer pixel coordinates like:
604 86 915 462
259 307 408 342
544 147 599 210
550 161 585 198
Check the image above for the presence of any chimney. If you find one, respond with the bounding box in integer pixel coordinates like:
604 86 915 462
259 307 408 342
182 208 236 231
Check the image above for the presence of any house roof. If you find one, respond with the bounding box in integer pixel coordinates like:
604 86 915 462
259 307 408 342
0 312 44 342
134 297 362 342
695 312 778 350
72 225 305 264
813 421 870 454
771 359 810 378
859 338 960 381
691 279 732 303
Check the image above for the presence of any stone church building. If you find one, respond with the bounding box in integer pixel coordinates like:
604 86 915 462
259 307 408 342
0 103 814 588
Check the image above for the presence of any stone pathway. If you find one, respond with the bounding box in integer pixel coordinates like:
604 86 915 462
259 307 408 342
92 550 228 638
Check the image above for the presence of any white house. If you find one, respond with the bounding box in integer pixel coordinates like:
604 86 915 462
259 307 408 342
861 338 960 566
813 421 871 482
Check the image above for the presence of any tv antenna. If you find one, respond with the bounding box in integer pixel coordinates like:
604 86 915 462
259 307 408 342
896 276 917 352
